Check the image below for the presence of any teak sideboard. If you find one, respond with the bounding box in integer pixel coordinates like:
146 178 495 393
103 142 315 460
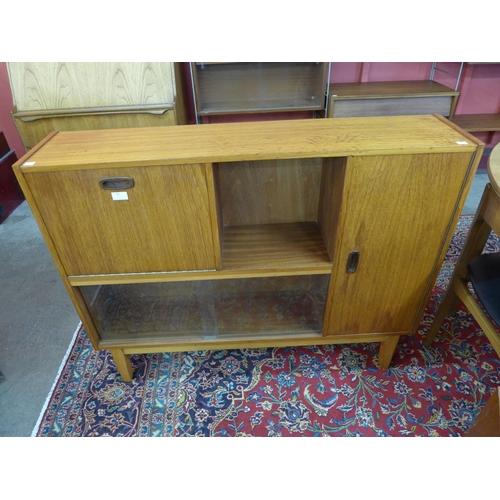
12 115 483 381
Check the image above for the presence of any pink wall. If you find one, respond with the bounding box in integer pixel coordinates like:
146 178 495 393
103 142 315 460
431 62 500 146
329 62 432 83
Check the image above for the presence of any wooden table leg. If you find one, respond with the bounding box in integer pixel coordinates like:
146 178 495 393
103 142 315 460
426 186 494 348
378 335 400 370
424 290 461 346
109 348 134 382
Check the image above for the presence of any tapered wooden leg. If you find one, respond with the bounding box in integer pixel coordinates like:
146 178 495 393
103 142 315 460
424 287 461 347
109 348 134 382
378 335 400 370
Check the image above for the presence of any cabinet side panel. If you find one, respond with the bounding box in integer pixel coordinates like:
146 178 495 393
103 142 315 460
173 62 188 125
12 163 101 348
218 158 322 226
324 152 475 336
24 164 218 275
204 163 222 271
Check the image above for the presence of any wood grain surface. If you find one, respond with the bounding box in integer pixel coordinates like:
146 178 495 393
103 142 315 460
222 222 332 272
24 164 219 275
16 115 481 173
328 80 459 97
8 62 176 110
13 107 177 150
218 158 322 225
323 151 475 335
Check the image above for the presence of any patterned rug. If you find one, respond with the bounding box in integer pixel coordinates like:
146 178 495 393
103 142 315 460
33 215 500 437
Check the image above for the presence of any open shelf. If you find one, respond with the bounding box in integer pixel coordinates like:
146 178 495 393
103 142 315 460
215 156 336 277
196 99 323 115
222 222 332 273
452 114 500 132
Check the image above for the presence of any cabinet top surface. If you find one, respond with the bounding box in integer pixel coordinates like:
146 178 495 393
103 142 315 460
18 115 481 172
329 80 459 98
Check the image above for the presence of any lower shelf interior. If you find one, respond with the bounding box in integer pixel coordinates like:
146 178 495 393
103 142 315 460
222 222 332 272
81 274 329 344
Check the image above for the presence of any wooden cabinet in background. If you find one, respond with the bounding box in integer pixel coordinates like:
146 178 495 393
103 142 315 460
191 62 329 121
328 81 459 119
7 62 187 150
13 115 483 381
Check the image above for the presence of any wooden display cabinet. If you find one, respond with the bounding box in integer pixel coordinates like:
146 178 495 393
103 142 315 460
328 81 459 119
191 62 329 118
12 115 483 381
7 62 187 150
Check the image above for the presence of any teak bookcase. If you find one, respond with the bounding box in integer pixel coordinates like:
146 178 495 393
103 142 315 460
13 115 483 381
191 62 329 118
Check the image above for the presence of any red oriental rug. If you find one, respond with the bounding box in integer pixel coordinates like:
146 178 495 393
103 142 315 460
33 215 500 437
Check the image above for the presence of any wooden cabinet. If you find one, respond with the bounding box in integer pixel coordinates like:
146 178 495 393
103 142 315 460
191 62 329 120
7 62 187 150
13 115 483 381
328 81 459 119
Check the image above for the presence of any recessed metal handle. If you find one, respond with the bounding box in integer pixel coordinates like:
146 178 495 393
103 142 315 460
99 177 135 190
347 250 359 274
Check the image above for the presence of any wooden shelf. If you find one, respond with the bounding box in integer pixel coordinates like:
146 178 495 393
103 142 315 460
222 222 332 274
69 222 333 285
329 80 457 98
452 114 500 132
197 98 323 115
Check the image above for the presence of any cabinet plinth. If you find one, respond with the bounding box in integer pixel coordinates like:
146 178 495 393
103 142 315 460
13 115 484 381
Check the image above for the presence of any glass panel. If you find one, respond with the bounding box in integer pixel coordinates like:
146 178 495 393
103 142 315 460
80 274 329 343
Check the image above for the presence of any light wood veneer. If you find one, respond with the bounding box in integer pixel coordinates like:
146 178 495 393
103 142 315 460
8 62 186 150
13 115 484 381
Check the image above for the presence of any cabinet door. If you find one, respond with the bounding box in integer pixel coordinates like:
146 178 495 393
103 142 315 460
25 164 219 276
323 152 474 335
